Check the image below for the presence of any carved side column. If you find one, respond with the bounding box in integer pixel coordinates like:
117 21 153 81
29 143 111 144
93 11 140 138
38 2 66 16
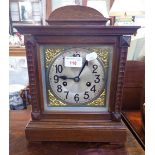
25 35 41 120
112 35 131 121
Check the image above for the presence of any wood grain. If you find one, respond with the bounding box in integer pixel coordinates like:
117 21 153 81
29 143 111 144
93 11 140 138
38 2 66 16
122 61 145 110
9 107 145 155
46 5 109 25
122 111 145 149
9 47 26 56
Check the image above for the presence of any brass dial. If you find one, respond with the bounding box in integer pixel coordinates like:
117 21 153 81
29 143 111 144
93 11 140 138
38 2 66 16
48 48 105 105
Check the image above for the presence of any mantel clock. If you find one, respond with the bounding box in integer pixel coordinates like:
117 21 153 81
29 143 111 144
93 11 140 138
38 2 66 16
15 5 139 143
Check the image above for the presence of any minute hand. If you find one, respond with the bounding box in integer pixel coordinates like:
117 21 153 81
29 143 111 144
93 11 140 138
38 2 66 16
77 60 88 77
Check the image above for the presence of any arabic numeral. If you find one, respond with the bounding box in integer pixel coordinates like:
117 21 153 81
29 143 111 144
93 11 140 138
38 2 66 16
92 65 98 73
57 85 62 92
74 94 79 102
64 91 69 99
55 65 63 73
90 85 96 93
73 53 80 57
54 75 59 83
94 75 100 83
84 91 89 99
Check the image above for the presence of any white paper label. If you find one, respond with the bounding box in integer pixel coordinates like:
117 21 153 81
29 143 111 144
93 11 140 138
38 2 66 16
65 57 82 67
86 52 97 61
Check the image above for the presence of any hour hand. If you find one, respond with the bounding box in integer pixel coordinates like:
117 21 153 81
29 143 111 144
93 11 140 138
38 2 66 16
58 75 74 80
58 75 80 82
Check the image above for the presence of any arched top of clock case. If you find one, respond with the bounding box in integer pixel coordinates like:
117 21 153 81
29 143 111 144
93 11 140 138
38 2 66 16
46 5 109 25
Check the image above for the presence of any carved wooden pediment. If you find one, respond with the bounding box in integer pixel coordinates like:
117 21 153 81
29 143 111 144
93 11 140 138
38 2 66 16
46 5 109 25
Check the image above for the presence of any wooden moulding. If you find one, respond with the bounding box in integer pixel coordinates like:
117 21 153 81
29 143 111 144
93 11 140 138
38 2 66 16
15 25 140 36
25 119 127 143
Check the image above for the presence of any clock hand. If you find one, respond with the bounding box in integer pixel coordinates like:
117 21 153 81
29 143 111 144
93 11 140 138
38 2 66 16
58 75 80 82
58 52 97 81
77 60 88 77
77 52 97 78
76 60 88 78
58 75 74 80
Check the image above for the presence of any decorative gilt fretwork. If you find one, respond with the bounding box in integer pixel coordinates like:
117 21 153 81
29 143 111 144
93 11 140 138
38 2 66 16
48 90 66 106
87 89 106 106
48 89 106 107
44 47 111 107
45 48 64 68
87 48 110 68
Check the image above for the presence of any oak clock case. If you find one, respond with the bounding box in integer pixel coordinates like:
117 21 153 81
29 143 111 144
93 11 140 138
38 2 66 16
15 5 139 143
40 46 113 112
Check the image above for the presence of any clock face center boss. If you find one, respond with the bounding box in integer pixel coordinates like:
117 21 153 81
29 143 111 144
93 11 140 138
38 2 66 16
40 46 113 108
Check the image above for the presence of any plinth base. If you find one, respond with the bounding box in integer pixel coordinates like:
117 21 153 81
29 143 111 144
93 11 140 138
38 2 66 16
25 119 127 144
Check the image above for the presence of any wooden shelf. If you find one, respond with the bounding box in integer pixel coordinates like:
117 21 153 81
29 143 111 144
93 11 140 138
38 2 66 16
9 47 26 56
121 61 145 149
122 111 145 149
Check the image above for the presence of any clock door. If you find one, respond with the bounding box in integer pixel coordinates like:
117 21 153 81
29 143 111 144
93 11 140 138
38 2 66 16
40 45 113 112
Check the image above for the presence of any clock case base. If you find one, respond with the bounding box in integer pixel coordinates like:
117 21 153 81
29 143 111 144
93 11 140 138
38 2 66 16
25 119 127 143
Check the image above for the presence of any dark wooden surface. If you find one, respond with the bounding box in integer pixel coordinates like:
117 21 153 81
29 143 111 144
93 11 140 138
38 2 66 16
9 106 144 155
122 61 145 110
15 25 140 36
122 111 145 149
121 61 145 148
